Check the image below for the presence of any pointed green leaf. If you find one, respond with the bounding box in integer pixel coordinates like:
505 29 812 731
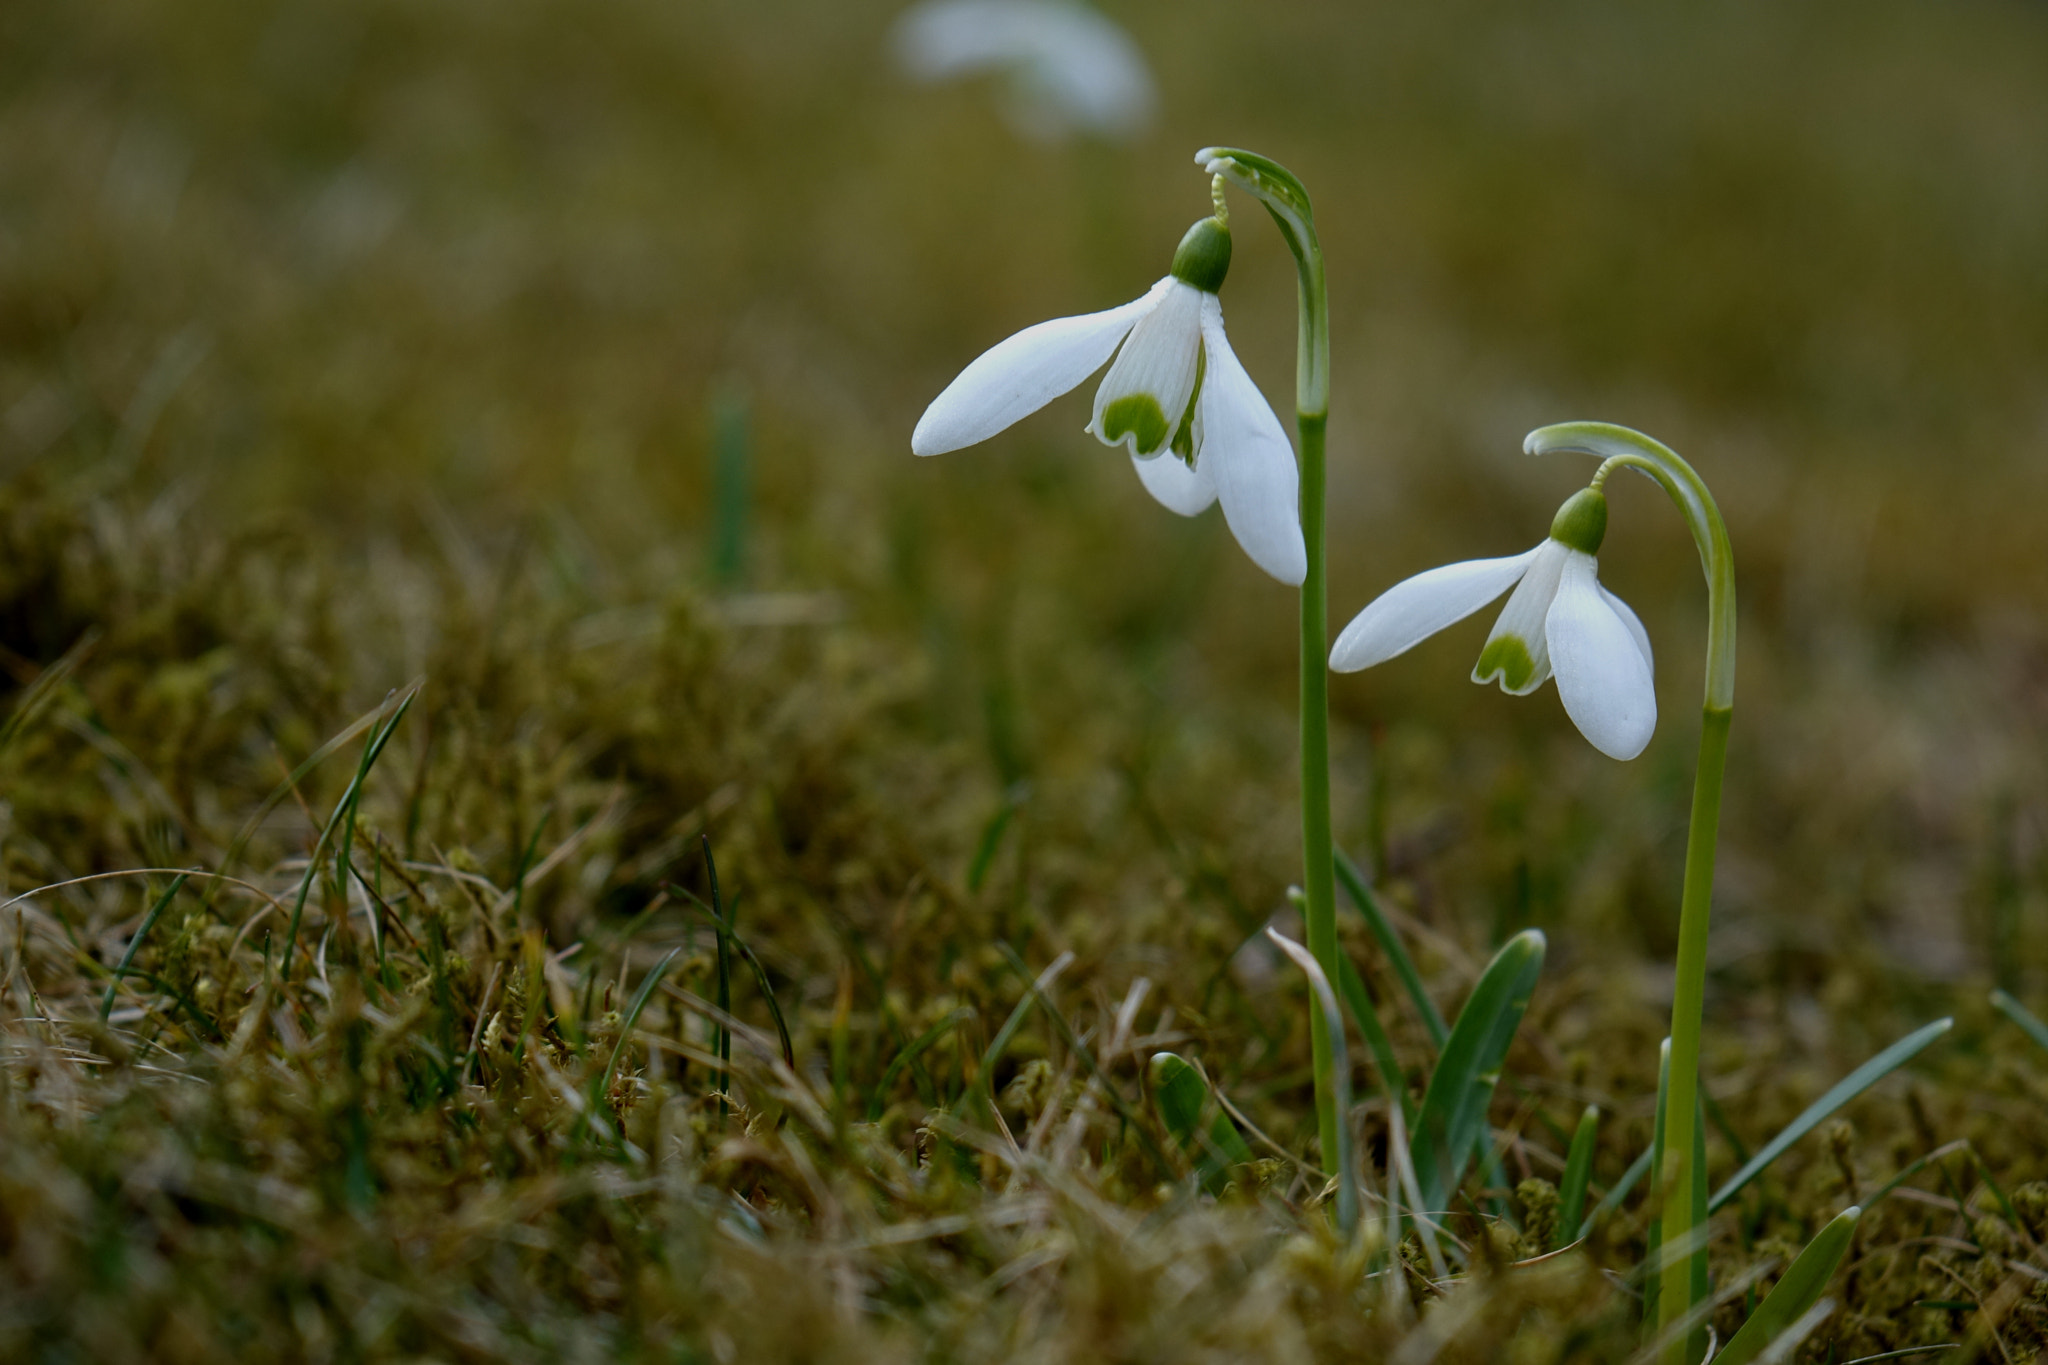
1710 1018 1953 1213
1554 1104 1599 1249
1991 988 2048 1056
1713 1206 1859 1365
1408 928 1545 1212
1149 1053 1253 1195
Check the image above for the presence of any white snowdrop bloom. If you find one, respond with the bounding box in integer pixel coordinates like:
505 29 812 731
912 216 1306 585
892 0 1155 143
1329 488 1657 759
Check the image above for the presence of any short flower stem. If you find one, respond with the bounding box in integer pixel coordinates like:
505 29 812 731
1530 422 1735 1362
1199 148 1343 1171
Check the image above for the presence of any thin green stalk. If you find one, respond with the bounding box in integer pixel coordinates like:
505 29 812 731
1526 421 1735 1360
1201 146 1345 1173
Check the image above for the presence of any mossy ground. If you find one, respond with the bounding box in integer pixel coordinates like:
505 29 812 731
3 1 2048 1359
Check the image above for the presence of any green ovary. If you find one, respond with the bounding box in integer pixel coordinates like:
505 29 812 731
1475 635 1536 690
1101 394 1170 456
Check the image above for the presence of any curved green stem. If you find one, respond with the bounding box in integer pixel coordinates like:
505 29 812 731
1528 421 1734 1361
1200 146 1340 1170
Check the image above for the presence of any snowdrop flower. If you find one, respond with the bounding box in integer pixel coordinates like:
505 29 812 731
892 0 1155 142
912 213 1306 585
1328 487 1656 759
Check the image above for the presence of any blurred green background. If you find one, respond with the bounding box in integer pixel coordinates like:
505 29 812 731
5 0 2048 1116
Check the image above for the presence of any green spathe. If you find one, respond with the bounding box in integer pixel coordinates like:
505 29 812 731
1549 486 1608 555
1101 393 1170 455
1475 633 1537 690
1169 217 1231 293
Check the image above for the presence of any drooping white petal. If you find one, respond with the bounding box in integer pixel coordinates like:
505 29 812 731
1193 298 1305 585
1600 583 1654 671
1329 546 1540 673
1088 280 1205 458
1473 538 1569 695
1130 450 1216 515
912 279 1168 456
1547 552 1657 760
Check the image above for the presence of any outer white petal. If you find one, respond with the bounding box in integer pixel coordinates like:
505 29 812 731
1600 583 1654 671
1130 451 1216 515
1194 299 1305 585
1475 539 1569 695
1547 552 1657 760
912 279 1168 456
1329 546 1540 673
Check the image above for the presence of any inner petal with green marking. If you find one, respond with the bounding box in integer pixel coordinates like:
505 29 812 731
1089 281 1204 458
1475 634 1536 691
1101 394 1170 456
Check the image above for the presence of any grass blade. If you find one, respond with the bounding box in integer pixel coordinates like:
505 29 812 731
1592 1144 1654 1229
996 942 1171 1176
98 871 191 1022
1713 1206 1860 1365
1149 1052 1253 1195
1408 927 1545 1213
974 950 1072 1111
1336 849 1448 1047
1336 951 1415 1124
870 1006 974 1121
1555 1103 1599 1249
583 946 683 1137
1709 1017 1953 1213
281 689 415 983
1990 988 2048 1056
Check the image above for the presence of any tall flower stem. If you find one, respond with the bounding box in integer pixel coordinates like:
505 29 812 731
1528 422 1735 1361
1199 148 1342 1171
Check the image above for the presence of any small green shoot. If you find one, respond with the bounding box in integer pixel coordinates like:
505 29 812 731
1713 1205 1860 1365
1149 1052 1253 1195
1555 1103 1599 1249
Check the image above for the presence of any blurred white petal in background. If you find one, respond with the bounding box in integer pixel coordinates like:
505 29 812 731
892 0 1156 142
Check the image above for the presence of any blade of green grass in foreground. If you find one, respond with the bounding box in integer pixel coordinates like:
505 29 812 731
1408 928 1544 1214
1149 1052 1254 1195
1336 849 1448 1047
281 690 415 983
1712 1205 1859 1365
579 946 682 1143
1710 1017 1953 1213
98 871 190 1023
1336 952 1415 1124
1990 988 2048 1056
1555 1103 1599 1249
871 1007 974 1122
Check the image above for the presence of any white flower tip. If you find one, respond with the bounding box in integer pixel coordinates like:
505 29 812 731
1264 536 1307 587
910 411 950 457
